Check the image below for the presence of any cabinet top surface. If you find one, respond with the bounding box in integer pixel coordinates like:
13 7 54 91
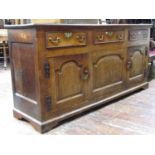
4 23 152 29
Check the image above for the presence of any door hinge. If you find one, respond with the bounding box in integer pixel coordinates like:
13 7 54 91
44 61 50 78
45 96 52 112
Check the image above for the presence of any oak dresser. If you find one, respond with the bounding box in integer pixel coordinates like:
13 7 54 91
5 24 151 133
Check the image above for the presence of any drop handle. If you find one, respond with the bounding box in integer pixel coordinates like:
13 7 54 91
81 68 89 80
127 60 132 69
76 35 86 43
49 37 61 45
117 34 124 40
96 34 104 41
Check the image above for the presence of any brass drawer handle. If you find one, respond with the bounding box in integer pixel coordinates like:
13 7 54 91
49 37 61 45
81 68 89 80
117 34 124 40
96 34 104 41
76 35 86 43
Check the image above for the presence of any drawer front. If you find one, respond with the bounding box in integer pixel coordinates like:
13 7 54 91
46 31 87 48
94 30 125 44
128 29 148 41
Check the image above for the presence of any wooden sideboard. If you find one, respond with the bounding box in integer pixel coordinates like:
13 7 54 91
5 24 151 133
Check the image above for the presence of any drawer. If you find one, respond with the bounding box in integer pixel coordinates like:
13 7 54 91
94 30 125 44
46 31 87 48
128 29 148 41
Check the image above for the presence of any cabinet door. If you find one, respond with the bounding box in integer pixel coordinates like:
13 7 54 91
127 46 147 86
49 54 90 115
91 49 126 101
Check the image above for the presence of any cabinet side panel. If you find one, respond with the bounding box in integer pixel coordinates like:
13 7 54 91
10 42 40 119
12 43 36 100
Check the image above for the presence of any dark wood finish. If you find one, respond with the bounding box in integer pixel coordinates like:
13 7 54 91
5 24 151 133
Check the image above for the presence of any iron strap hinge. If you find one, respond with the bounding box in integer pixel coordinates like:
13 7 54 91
45 96 52 112
44 61 50 78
